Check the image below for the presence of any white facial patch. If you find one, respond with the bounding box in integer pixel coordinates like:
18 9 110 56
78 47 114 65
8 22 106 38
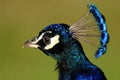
44 35 60 50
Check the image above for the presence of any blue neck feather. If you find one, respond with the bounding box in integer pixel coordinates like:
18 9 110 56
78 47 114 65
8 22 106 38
55 38 107 80
56 38 91 70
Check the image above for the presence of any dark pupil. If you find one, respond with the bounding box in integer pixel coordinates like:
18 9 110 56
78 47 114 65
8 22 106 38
43 36 50 44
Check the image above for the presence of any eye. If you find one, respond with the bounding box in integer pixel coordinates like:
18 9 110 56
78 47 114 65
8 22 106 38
43 36 50 45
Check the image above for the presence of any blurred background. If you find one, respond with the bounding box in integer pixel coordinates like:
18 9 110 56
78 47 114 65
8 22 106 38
0 0 119 80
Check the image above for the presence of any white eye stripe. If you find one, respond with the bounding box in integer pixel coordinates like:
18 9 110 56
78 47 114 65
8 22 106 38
31 31 52 44
31 33 44 44
45 35 60 50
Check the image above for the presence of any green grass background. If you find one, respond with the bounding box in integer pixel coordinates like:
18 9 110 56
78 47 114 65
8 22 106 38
0 0 119 80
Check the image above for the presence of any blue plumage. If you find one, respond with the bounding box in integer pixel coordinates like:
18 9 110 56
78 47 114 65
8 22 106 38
89 4 109 58
24 4 109 80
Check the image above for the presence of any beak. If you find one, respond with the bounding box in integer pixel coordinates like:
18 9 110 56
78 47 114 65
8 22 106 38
23 37 40 48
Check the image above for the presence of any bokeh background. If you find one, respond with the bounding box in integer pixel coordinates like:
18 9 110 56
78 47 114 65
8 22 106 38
0 0 119 80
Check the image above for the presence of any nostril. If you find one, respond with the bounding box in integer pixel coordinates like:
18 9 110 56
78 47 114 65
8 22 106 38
30 37 37 42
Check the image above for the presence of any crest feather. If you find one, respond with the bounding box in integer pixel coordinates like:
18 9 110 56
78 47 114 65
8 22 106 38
69 4 109 58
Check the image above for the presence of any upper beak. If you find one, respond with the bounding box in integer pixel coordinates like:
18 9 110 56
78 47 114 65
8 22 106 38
23 37 40 48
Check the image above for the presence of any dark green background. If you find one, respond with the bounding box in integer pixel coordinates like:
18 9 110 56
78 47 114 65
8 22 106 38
0 0 119 80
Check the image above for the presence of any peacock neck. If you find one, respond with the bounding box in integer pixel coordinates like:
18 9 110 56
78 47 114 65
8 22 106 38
57 39 93 73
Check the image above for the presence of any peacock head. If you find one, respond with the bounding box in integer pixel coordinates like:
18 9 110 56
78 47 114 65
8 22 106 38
23 24 76 60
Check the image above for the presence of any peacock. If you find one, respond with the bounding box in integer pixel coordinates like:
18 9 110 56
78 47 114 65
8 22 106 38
24 4 109 80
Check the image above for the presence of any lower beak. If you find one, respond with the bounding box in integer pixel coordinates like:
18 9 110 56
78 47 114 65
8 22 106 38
23 38 40 48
